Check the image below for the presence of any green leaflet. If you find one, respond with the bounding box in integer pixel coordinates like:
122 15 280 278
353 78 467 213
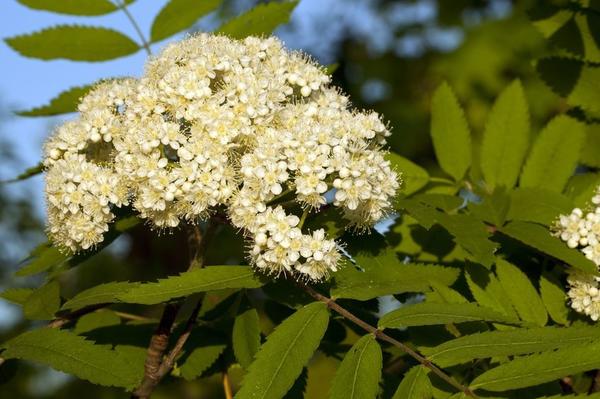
179 342 227 380
1 328 141 389
392 366 432 399
564 173 600 209
465 265 517 320
117 266 265 305
218 1 298 39
16 243 66 277
582 124 600 168
235 302 329 399
17 84 93 117
520 116 585 192
2 163 43 183
386 152 430 196
537 57 600 115
23 281 61 320
500 221 598 274
470 340 600 391
150 0 222 42
62 281 139 311
233 308 262 369
495 259 547 326
74 311 121 335
539 272 569 325
285 368 308 399
378 302 516 329
5 25 139 62
331 257 459 301
468 188 510 227
329 335 382 399
422 325 600 367
0 287 34 305
430 82 472 181
480 80 530 189
506 188 573 226
396 200 498 268
17 0 123 16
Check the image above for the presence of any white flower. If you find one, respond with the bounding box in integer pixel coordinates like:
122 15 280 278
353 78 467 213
43 34 401 281
556 185 600 320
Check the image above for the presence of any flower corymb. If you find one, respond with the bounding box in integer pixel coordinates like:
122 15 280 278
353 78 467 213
43 34 400 281
556 186 600 320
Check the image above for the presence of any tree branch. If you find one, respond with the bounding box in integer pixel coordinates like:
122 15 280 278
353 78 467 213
132 220 215 398
298 282 479 399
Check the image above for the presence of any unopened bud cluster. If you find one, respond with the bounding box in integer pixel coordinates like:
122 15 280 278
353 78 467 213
556 186 600 320
43 34 400 280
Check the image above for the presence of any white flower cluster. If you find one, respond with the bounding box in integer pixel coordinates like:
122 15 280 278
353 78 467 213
43 34 400 280
556 186 600 320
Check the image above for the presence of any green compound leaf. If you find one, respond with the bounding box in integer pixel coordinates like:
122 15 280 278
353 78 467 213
218 1 298 39
23 281 61 320
235 302 329 399
422 325 600 368
62 281 139 311
495 259 548 326
480 80 530 189
378 302 517 329
386 152 429 196
329 335 382 399
506 188 574 226
17 84 93 117
118 266 265 305
470 340 600 392
17 0 124 16
500 221 598 274
150 0 222 42
392 365 432 399
233 308 261 369
564 173 600 209
1 328 141 389
539 272 569 325
5 25 140 62
430 82 472 181
520 116 585 192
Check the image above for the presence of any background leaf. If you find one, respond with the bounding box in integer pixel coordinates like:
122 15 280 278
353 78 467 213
235 302 329 399
480 80 530 189
539 272 569 325
495 259 548 326
150 0 222 42
506 188 573 226
62 281 138 311
520 116 585 192
5 25 139 62
329 335 382 399
386 152 429 195
218 1 298 39
430 82 471 181
233 308 261 369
